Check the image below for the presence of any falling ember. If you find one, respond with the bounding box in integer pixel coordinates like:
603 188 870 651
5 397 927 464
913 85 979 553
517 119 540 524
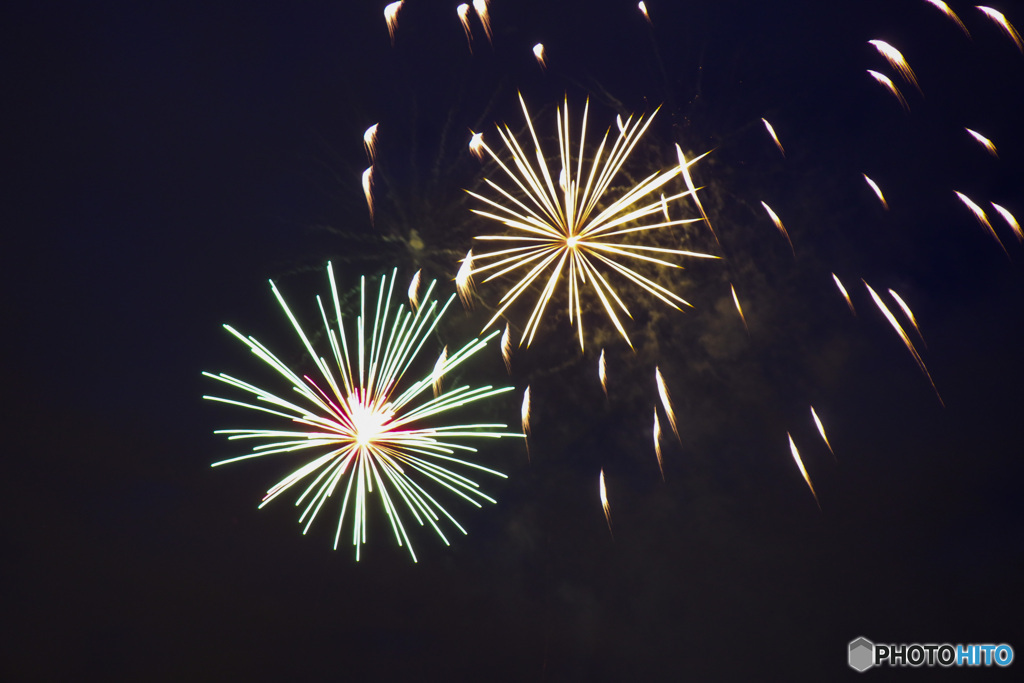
384 1 403 46
863 280 943 405
965 128 998 157
888 289 926 347
501 323 512 373
730 284 749 334
653 409 665 480
598 348 607 397
991 203 1023 241
676 143 717 243
923 0 970 37
532 43 546 70
599 469 612 536
868 40 921 92
361 167 374 224
761 118 785 157
954 191 1007 254
832 273 856 315
863 174 889 210
655 367 680 443
521 386 531 438
363 123 379 163
432 346 448 397
810 406 835 460
976 6 1023 52
468 131 485 160
408 269 422 311
867 70 910 111
787 433 821 510
456 249 476 308
638 1 651 24
760 201 794 255
616 114 625 133
473 0 493 45
457 4 473 52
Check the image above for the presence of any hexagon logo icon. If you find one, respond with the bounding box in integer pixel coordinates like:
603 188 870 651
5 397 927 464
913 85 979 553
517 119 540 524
849 637 875 672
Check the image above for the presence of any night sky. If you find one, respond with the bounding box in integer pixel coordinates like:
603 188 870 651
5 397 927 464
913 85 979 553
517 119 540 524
4 1 1023 680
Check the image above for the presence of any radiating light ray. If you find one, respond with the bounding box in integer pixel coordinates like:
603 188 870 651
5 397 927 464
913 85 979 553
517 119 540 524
660 193 669 221
923 0 970 37
867 70 910 111
955 191 1007 254
457 3 473 53
467 95 719 349
599 469 612 536
863 280 943 405
473 0 493 45
598 348 607 397
760 201 794 255
384 1 404 46
638 1 651 25
616 114 625 133
432 346 448 397
205 266 518 562
521 385 531 460
761 118 785 157
990 202 1022 241
787 433 821 510
532 43 546 70
655 367 680 443
863 174 889 210
361 167 375 224
408 269 421 311
888 288 926 347
832 273 856 315
675 143 718 243
977 6 1023 52
868 40 921 92
363 123 379 163
810 406 835 460
653 409 664 480
730 284 749 334
456 249 475 308
965 128 998 157
500 323 512 373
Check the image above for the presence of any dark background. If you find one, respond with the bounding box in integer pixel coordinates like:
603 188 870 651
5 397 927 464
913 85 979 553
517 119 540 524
3 1 1022 680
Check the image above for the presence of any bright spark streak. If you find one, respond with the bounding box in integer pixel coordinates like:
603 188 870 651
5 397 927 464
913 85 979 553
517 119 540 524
977 6 1023 52
467 95 719 350
730 284 749 334
868 40 921 92
599 469 612 536
660 193 669 221
965 128 998 157
598 348 607 397
638 1 651 24
655 367 679 443
955 191 1007 255
676 143 717 243
500 323 512 373
204 267 517 562
787 433 821 510
468 131 485 160
361 167 374 224
457 4 473 53
888 289 926 347
653 409 664 480
760 201 794 255
761 118 785 157
991 202 1023 241
616 114 625 133
832 273 856 315
867 70 909 111
363 123 379 163
408 269 421 311
384 1 404 46
863 174 889 210
532 43 546 70
456 249 476 308
432 346 447 397
810 406 835 460
863 280 943 405
923 0 970 37
521 386 531 436
473 0 493 45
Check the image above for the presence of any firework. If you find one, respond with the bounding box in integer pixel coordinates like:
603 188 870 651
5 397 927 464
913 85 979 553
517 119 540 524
204 266 518 562
361 167 375 224
862 174 889 210
923 0 970 37
990 203 1022 241
760 201 794 254
532 43 547 70
408 269 421 311
598 348 607 397
976 6 1023 52
384 1 403 46
521 385 531 460
653 409 664 480
868 40 921 92
965 128 998 158
363 123 379 163
638 2 651 25
457 4 473 52
456 249 476 307
787 433 820 509
867 70 910 111
599 469 612 536
473 0 493 45
888 288 925 347
955 191 1007 254
810 406 835 460
466 94 718 349
500 323 512 372
655 367 679 442
832 273 856 315
761 118 785 157
730 284 749 334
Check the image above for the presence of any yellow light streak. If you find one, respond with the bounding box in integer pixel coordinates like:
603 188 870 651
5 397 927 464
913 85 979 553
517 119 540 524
655 367 679 442
788 433 820 510
990 202 1022 241
810 406 835 459
760 201 794 255
363 123 378 163
533 43 546 70
863 174 889 210
977 6 1023 52
955 191 1007 255
457 3 473 53
473 0 493 45
923 0 970 37
408 269 421 311
599 469 612 536
384 1 403 46
832 273 856 315
761 118 785 157
653 409 664 480
965 128 998 157
731 284 749 334
888 288 926 347
361 167 374 224
868 40 921 92
867 70 909 111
